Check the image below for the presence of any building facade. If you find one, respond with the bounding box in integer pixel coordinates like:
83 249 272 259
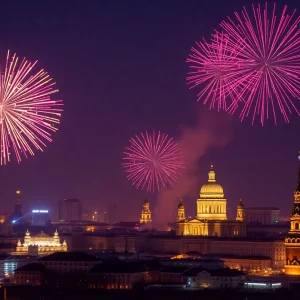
58 198 82 221
32 210 50 225
176 164 246 238
244 207 280 224
15 230 67 256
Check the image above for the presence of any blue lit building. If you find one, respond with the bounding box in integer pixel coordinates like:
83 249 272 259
32 210 50 226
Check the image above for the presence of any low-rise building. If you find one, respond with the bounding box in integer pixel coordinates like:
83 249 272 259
181 267 245 289
160 266 187 284
39 251 99 273
13 263 46 285
88 261 145 289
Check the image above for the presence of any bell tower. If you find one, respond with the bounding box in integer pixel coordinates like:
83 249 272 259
285 153 300 275
140 199 152 224
177 200 185 222
236 198 245 222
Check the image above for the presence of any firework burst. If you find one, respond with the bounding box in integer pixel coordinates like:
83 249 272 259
188 3 300 125
222 2 300 124
0 50 63 165
186 32 244 111
122 131 184 193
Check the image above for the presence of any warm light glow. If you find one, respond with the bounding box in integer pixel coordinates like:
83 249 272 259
284 265 300 276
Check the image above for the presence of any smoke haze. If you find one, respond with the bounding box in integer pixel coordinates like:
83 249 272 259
153 110 233 227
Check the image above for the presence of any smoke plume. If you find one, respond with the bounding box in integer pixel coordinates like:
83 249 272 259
153 109 233 227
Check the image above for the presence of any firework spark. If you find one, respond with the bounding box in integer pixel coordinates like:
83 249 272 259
0 50 63 165
186 32 244 111
220 3 300 124
122 131 184 193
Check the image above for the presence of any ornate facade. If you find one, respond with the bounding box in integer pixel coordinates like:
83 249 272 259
176 164 246 237
140 199 152 224
285 157 300 275
15 229 67 256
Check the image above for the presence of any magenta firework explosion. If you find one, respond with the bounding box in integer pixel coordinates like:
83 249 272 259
122 131 184 193
220 3 300 124
188 3 300 125
0 51 63 165
186 32 243 111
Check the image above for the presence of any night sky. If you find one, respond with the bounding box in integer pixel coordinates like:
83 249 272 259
0 0 299 223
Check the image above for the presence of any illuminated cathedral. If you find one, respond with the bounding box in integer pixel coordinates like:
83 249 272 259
176 164 246 237
15 229 67 256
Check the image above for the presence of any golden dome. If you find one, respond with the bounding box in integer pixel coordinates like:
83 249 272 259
237 198 244 209
178 200 184 209
200 164 224 198
143 199 149 207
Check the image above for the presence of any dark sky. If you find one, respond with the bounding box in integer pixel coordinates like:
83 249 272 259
0 0 299 222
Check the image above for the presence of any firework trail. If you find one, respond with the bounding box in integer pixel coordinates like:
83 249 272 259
122 131 184 193
0 51 63 165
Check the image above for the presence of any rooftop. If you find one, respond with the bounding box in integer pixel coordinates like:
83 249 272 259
15 263 46 272
39 251 99 262
90 261 145 273
182 267 244 277
245 207 280 211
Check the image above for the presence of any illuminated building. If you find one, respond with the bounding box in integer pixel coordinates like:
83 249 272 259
285 155 300 275
58 198 82 221
140 199 152 224
15 229 67 256
176 164 246 237
32 210 50 225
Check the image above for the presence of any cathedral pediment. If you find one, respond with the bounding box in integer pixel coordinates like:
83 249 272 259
186 219 203 224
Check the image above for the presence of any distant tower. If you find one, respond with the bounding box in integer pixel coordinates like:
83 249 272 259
15 190 22 216
177 200 185 222
140 199 152 224
236 198 245 222
285 154 300 275
176 200 186 235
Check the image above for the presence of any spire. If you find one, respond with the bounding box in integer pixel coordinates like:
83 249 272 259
208 163 216 182
296 153 300 193
238 198 244 208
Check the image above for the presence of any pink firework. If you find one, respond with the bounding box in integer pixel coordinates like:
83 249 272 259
186 32 244 111
220 2 300 125
0 50 63 165
122 131 184 193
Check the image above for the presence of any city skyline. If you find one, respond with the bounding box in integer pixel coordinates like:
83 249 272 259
0 0 299 223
